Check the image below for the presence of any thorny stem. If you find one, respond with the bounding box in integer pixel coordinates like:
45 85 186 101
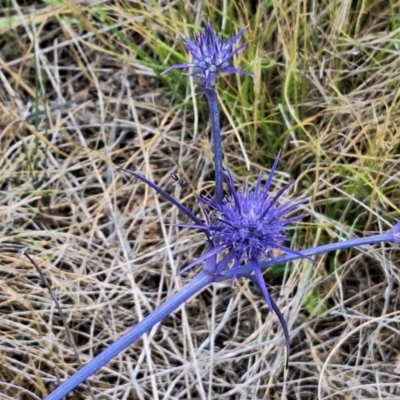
45 272 213 400
205 88 224 205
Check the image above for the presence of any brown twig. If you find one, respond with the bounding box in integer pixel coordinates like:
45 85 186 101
21 249 97 400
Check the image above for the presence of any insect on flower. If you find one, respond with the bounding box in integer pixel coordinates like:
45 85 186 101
209 210 222 226
163 21 251 89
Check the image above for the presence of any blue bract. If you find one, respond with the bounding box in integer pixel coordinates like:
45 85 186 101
163 21 251 88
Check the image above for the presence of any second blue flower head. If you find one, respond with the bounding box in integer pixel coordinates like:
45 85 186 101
164 21 251 89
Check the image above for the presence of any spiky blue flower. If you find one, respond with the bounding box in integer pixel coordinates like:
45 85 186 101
124 156 306 367
179 156 306 274
125 157 305 278
163 21 251 88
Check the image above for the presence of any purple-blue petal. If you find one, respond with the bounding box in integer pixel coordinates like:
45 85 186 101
249 259 291 368
162 63 194 75
123 169 203 227
212 249 236 275
272 243 313 262
268 294 291 369
222 67 252 76
178 244 227 275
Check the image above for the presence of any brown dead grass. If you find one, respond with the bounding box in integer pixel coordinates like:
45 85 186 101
1 1 400 399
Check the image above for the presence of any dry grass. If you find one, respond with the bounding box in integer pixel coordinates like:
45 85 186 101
1 0 400 399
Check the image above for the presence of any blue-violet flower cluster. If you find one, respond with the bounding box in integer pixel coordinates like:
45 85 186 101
163 21 251 89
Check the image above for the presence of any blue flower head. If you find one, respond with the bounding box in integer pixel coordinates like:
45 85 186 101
123 156 306 367
179 156 306 273
163 21 251 88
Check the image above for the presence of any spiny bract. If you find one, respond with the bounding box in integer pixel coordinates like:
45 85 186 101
163 21 250 88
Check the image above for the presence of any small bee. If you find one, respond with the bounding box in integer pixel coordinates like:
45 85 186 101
209 210 222 226
170 172 187 188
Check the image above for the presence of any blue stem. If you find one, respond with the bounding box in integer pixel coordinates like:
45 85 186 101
227 231 395 278
205 88 223 205
45 272 213 400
